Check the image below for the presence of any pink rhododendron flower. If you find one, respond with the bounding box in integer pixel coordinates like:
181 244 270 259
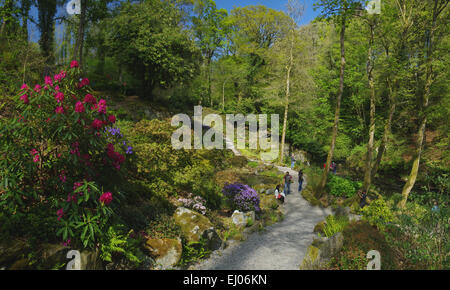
54 71 67 82
57 208 64 221
78 78 89 88
67 193 77 203
91 119 103 130
45 76 53 86
99 192 113 205
55 92 64 103
106 143 125 170
34 84 41 93
59 171 67 183
75 101 85 113
73 181 83 192
63 239 71 247
30 149 40 163
20 94 29 104
70 60 79 68
97 99 107 114
108 115 116 124
55 85 60 91
70 142 80 156
55 106 64 114
84 94 97 104
21 84 29 90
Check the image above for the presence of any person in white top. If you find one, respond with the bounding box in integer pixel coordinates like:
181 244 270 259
274 185 285 203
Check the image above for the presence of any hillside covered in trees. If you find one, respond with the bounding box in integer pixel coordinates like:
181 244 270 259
0 0 448 270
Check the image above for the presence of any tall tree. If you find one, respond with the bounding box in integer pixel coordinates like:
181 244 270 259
398 0 449 208
20 0 31 40
37 0 57 67
361 13 379 194
314 0 360 195
279 0 304 164
192 0 228 106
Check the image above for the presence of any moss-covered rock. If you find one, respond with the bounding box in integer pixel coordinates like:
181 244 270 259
300 232 344 270
300 245 321 270
313 221 327 234
0 239 30 268
144 238 182 268
173 207 222 250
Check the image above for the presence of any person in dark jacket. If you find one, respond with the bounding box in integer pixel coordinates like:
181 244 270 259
298 170 304 192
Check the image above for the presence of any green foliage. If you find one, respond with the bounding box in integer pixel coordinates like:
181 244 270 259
328 221 400 270
105 0 201 96
387 205 450 269
178 238 211 267
361 197 395 230
100 225 142 266
327 175 359 198
323 215 349 238
0 64 128 249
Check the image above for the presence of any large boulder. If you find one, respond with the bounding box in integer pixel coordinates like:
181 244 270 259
231 210 247 227
300 245 322 270
173 207 222 250
300 232 344 270
0 239 30 268
39 243 70 269
231 210 255 228
144 238 182 269
80 249 103 270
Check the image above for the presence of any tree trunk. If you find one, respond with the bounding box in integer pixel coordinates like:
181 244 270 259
372 99 396 180
318 15 346 195
222 80 227 111
21 0 31 40
38 0 57 69
280 34 294 164
362 22 376 194
0 0 13 37
74 0 87 68
398 0 442 208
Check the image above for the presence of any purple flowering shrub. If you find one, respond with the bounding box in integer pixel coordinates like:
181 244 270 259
222 183 261 212
178 193 207 215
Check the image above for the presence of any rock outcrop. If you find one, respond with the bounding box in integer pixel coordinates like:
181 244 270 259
144 238 182 269
173 207 222 251
300 232 344 270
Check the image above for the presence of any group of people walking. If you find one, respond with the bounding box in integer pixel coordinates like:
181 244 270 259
275 169 304 204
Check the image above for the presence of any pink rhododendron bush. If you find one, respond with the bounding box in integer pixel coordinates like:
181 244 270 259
0 61 133 249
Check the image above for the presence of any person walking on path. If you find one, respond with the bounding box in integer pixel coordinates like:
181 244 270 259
284 172 293 195
290 154 296 169
298 170 304 192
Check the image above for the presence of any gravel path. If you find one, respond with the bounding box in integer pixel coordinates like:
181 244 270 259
193 165 332 270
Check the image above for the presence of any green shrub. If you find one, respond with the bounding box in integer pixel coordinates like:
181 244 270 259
387 206 449 269
323 215 349 238
361 197 395 230
327 175 357 198
178 238 211 267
